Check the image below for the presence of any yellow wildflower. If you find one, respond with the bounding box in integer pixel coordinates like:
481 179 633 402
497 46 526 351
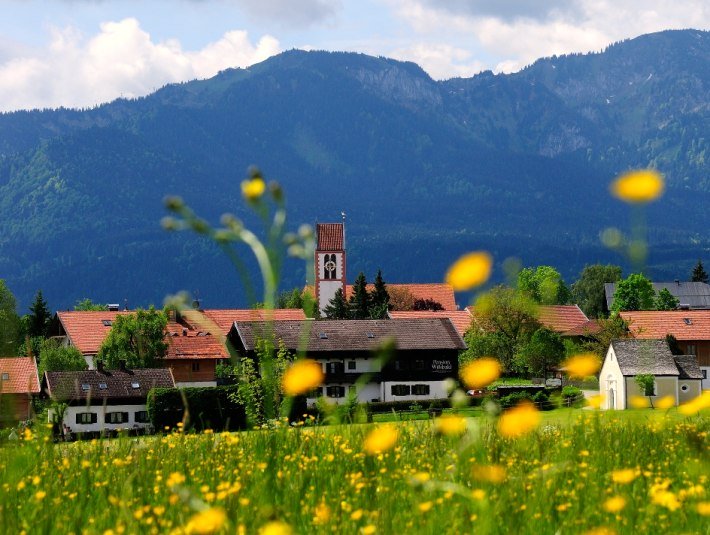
561 354 600 379
655 395 675 409
629 396 649 409
241 177 266 201
445 251 493 291
602 496 626 513
697 502 710 516
313 501 330 525
471 464 507 484
611 469 637 484
361 526 376 535
418 501 433 512
586 394 605 409
650 486 681 511
282 359 324 396
584 528 617 535
259 521 293 535
679 391 710 415
34 491 46 501
498 401 541 438
363 425 398 455
185 508 226 534
166 472 186 487
610 169 664 203
351 510 364 520
471 489 486 501
460 358 501 389
434 414 467 437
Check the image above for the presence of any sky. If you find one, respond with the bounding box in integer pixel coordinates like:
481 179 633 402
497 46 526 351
1 0 708 112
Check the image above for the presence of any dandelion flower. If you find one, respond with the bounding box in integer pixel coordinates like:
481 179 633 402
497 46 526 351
363 425 398 455
361 526 376 535
259 521 293 535
313 502 330 525
418 501 433 512
586 394 605 409
282 360 324 396
471 464 507 483
629 396 649 409
241 177 266 201
655 395 675 410
498 401 541 438
650 488 681 511
610 169 664 203
584 528 617 535
34 491 46 501
603 496 626 513
697 502 710 516
434 415 467 437
445 252 493 291
471 489 486 501
611 469 637 484
460 358 501 389
561 354 600 379
186 508 226 534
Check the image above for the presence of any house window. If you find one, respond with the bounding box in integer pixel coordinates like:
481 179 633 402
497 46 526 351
98 383 107 390
191 362 200 372
1 373 8 381
391 384 411 396
131 382 140 389
102 320 113 327
326 362 344 374
680 384 689 392
81 384 91 392
135 411 150 423
347 361 357 370
686 345 697 355
76 412 97 424
307 387 323 398
703 370 708 380
326 386 345 398
412 384 430 396
106 412 128 424
641 380 656 396
324 254 337 280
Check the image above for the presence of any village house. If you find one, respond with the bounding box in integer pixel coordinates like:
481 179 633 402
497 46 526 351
0 357 41 425
599 339 703 410
44 363 175 436
228 318 465 405
605 281 710 311
620 310 710 389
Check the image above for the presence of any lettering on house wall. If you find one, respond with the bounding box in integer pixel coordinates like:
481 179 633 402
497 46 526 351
432 360 453 373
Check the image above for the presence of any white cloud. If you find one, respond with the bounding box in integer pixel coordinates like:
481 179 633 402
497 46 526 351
0 18 280 111
389 43 486 79
387 0 710 74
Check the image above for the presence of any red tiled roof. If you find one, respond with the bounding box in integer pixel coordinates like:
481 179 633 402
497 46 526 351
465 305 589 334
166 334 229 360
316 223 344 250
346 283 458 311
0 357 40 394
57 311 132 355
620 310 710 341
201 309 307 336
562 319 602 337
388 310 473 336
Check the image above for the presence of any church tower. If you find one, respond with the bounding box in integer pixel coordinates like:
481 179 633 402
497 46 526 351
315 222 346 315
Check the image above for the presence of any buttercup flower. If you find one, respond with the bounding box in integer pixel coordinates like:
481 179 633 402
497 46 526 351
282 360 324 396
363 425 398 455
460 358 501 389
471 464 507 484
241 177 266 201
445 251 493 291
259 521 293 535
562 354 600 379
610 169 664 203
498 402 541 438
611 469 637 484
185 508 226 534
434 415 467 437
603 496 626 513
655 395 675 409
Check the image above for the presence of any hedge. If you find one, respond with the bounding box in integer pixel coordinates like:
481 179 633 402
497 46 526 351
146 385 246 432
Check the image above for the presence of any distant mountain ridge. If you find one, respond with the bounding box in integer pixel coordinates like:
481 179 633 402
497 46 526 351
0 29 708 310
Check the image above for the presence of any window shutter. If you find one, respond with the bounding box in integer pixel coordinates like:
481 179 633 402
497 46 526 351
91 413 98 424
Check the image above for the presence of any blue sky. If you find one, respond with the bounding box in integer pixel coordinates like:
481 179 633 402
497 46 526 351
1 0 708 111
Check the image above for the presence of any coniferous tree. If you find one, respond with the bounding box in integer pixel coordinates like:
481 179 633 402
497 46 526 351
28 290 51 338
348 272 370 319
323 289 349 319
0 280 21 356
691 259 709 283
370 270 389 319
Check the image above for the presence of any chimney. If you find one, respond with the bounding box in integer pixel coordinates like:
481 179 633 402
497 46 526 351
167 309 177 322
182 328 188 336
118 359 127 372
675 279 680 286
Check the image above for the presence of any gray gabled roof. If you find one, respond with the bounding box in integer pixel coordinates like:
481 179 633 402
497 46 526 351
44 368 175 402
673 355 704 380
610 339 680 376
230 318 466 353
605 281 710 310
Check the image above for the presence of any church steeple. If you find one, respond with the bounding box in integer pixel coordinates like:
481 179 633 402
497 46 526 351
315 222 346 314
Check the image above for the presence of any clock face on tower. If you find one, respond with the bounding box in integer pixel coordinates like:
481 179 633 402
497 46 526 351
325 260 336 275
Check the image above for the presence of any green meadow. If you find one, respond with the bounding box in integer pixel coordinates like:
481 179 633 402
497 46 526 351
0 409 707 534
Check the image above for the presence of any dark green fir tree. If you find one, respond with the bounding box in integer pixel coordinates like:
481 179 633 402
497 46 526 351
691 259 708 284
323 288 349 319
28 290 51 338
349 272 370 320
370 269 389 319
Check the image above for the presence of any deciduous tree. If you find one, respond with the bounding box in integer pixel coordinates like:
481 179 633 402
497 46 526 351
96 308 168 369
38 339 87 377
571 264 622 318
0 280 20 356
654 288 679 311
74 298 108 311
518 266 570 305
612 273 656 312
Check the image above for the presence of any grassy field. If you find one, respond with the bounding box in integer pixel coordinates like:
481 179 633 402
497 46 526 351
0 408 708 534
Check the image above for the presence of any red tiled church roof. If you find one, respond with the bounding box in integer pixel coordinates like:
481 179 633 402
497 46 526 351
620 310 710 340
465 304 589 334
0 357 41 394
201 309 307 336
388 310 473 336
316 223 344 250
346 283 458 311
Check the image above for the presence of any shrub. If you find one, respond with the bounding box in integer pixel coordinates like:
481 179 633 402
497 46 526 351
499 391 533 409
561 386 585 408
146 385 246 432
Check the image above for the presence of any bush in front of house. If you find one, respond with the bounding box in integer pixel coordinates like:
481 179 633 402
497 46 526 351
147 385 247 432
561 386 585 407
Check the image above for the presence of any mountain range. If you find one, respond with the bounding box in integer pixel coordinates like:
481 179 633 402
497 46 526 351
0 29 708 310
